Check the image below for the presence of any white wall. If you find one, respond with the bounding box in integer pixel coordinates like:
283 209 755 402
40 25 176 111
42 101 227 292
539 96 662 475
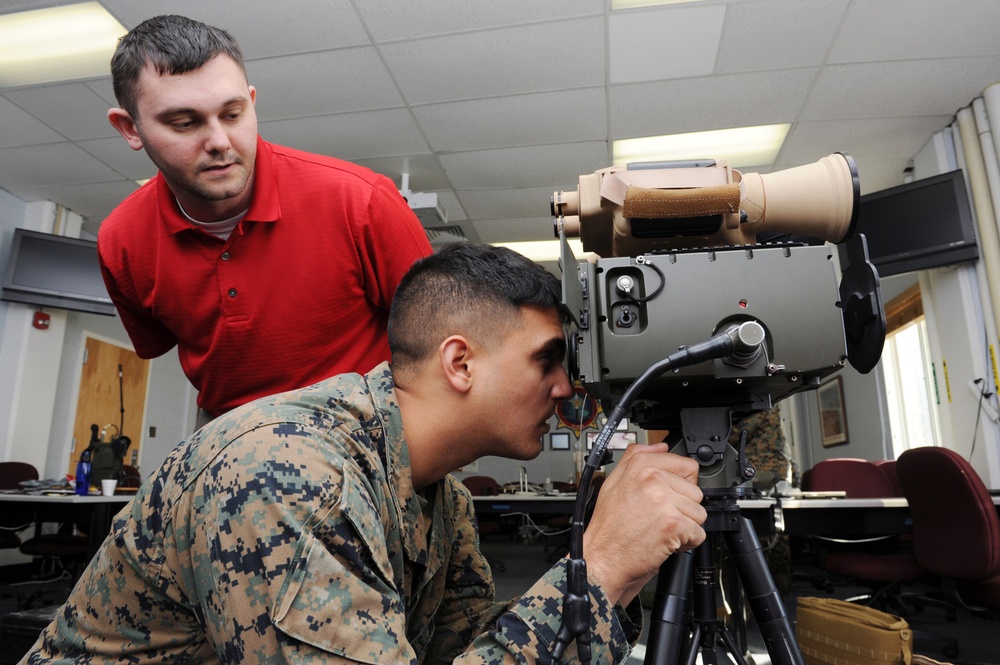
0 196 198 481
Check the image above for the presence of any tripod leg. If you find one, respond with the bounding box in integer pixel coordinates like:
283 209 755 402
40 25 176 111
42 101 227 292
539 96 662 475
643 549 694 665
723 516 805 665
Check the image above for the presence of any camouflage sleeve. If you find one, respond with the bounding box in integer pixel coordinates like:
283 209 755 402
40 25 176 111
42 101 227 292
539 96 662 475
422 482 516 661
422 483 632 664
453 559 634 664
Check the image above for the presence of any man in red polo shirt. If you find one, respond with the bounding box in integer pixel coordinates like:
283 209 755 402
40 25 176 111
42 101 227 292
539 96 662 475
99 15 432 422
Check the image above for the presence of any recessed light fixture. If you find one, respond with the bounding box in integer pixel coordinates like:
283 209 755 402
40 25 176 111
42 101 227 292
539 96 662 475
613 123 791 169
0 2 126 88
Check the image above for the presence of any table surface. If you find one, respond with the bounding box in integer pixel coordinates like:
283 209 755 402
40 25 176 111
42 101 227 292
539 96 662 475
0 491 133 504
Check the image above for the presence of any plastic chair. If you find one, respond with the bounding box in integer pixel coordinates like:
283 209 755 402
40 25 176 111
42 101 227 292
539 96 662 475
897 446 1000 613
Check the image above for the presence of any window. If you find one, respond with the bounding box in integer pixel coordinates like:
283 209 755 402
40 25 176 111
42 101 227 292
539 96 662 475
881 284 941 457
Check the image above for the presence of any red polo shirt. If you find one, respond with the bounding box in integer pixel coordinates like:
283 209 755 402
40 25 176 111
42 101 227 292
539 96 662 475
98 138 432 414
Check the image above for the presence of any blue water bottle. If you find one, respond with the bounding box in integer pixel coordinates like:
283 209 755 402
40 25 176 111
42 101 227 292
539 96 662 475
75 449 92 496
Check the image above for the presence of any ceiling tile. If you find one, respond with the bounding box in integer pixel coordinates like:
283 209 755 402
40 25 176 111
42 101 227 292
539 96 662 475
609 4 725 84
3 83 119 141
715 0 849 73
473 216 554 244
0 142 121 189
77 136 157 181
248 49 404 120
0 95 63 147
781 116 954 163
440 142 609 190
101 0 370 58
801 58 1000 121
356 0 603 42
458 186 566 221
610 68 817 140
379 17 606 104
258 108 429 161
351 154 451 196
413 88 607 152
831 0 1000 63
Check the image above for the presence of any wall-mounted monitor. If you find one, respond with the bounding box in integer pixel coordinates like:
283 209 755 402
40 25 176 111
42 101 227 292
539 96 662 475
839 169 979 278
2 228 115 316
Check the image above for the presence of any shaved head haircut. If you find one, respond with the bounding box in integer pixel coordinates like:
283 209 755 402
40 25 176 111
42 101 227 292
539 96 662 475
387 243 566 375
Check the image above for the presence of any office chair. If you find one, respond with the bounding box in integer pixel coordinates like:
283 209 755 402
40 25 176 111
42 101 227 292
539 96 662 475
119 464 142 488
874 459 904 497
807 456 960 657
897 446 1000 614
805 457 898 498
461 476 506 572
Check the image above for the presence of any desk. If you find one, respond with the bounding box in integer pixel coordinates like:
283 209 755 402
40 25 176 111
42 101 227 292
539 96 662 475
777 497 911 537
776 495 1000 538
473 494 777 539
0 493 132 561
472 493 577 515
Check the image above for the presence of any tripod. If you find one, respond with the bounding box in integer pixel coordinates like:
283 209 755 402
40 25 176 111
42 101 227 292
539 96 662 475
643 491 803 665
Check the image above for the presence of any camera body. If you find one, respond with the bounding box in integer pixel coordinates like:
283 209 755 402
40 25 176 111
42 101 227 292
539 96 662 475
562 237 848 431
553 153 885 444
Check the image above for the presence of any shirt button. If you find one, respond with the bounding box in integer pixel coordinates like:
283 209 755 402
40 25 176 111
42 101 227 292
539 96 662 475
228 288 238 298
221 252 230 261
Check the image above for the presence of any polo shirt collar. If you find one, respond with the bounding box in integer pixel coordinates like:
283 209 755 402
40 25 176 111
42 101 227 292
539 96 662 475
157 135 281 236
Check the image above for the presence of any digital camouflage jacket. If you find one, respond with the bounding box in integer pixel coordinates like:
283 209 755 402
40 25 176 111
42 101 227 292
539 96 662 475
24 363 631 664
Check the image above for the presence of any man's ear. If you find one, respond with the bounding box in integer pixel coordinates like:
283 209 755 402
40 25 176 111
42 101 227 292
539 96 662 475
440 335 474 394
108 108 144 151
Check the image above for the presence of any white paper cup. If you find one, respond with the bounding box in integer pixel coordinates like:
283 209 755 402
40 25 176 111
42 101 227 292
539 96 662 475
101 479 118 496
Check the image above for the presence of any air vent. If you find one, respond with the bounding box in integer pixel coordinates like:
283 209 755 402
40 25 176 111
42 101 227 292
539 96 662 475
425 225 472 247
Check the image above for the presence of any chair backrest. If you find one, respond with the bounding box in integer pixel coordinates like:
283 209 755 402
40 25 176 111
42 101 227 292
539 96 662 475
874 459 904 497
120 464 142 488
803 457 896 498
897 446 1000 580
461 475 501 497
0 461 39 490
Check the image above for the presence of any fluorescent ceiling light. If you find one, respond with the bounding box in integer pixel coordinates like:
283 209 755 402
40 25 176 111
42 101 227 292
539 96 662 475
613 123 791 169
0 2 127 87
493 239 590 264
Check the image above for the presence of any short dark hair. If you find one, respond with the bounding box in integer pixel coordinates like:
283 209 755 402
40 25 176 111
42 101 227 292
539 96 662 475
111 15 246 120
388 243 566 372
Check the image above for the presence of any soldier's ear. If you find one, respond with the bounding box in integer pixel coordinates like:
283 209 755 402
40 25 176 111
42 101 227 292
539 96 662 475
440 335 473 394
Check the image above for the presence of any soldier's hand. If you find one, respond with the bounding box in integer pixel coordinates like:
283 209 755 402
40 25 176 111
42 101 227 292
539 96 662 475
581 444 706 606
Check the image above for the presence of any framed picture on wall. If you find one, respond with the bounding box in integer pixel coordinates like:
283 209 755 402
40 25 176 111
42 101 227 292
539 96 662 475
817 376 849 446
549 431 571 450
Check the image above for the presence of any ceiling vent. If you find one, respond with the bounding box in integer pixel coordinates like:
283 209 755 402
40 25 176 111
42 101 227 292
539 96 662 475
423 223 481 248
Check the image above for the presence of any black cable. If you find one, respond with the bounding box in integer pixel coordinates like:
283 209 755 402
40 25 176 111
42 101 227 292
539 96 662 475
969 378 993 462
118 364 125 435
549 326 757 663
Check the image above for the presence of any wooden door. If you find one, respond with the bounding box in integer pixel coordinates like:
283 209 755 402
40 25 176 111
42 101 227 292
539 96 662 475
67 336 150 476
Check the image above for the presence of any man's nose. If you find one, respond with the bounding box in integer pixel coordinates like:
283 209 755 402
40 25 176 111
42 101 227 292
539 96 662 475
203 119 231 153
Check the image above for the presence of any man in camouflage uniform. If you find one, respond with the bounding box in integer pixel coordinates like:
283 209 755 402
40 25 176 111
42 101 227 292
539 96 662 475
24 244 707 664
